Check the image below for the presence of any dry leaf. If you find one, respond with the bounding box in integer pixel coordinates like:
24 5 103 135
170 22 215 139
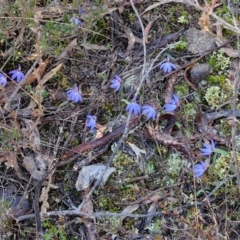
21 119 41 151
80 43 109 51
122 27 135 58
56 38 78 61
144 20 154 44
127 141 146 173
76 165 115 191
198 12 211 31
22 155 46 180
127 142 146 157
95 123 107 139
5 152 18 168
120 204 139 223
40 168 55 215
23 58 50 86
39 186 50 214
40 63 63 85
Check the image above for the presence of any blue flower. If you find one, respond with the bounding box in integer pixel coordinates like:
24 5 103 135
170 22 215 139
194 161 208 178
164 94 180 112
199 140 216 156
70 17 83 26
0 73 7 87
79 7 85 14
86 115 96 130
66 84 83 103
9 65 25 83
110 75 121 92
159 56 176 73
126 99 141 115
141 105 156 120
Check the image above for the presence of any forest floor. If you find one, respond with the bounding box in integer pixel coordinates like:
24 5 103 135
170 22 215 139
0 0 240 239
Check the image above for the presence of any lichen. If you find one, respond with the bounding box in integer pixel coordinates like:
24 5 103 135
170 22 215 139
204 86 227 108
97 216 121 233
207 50 231 73
207 152 240 193
218 119 232 137
166 153 188 178
160 153 188 186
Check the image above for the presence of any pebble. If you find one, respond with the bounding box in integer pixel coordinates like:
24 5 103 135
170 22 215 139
185 28 216 55
190 63 212 82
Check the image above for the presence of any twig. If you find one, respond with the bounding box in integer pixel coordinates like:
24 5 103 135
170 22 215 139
204 174 237 200
34 178 45 240
17 201 203 222
230 15 240 193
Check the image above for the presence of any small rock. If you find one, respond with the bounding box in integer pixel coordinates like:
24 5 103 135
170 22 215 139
185 28 216 55
190 63 212 81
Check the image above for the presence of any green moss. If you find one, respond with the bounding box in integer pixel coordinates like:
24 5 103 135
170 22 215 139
207 75 226 86
175 82 189 96
98 195 120 212
113 151 133 169
172 38 188 51
102 103 114 117
182 103 197 119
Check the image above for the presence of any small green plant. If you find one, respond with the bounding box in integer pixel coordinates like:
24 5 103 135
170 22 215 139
0 128 22 151
173 40 188 51
178 15 188 24
0 199 11 232
43 220 67 240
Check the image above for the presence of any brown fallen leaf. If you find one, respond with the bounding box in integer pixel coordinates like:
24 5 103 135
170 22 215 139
164 71 184 104
22 155 46 180
40 63 63 85
56 38 78 61
142 193 170 205
21 119 41 151
23 58 50 86
144 20 154 44
121 26 135 58
62 116 140 159
80 42 109 51
120 204 139 224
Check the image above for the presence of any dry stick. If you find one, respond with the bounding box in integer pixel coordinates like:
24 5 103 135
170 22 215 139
230 17 240 193
204 174 237 200
34 177 45 240
17 200 203 221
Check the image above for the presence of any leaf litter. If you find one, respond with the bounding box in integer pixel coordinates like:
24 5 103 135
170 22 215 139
0 0 240 239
